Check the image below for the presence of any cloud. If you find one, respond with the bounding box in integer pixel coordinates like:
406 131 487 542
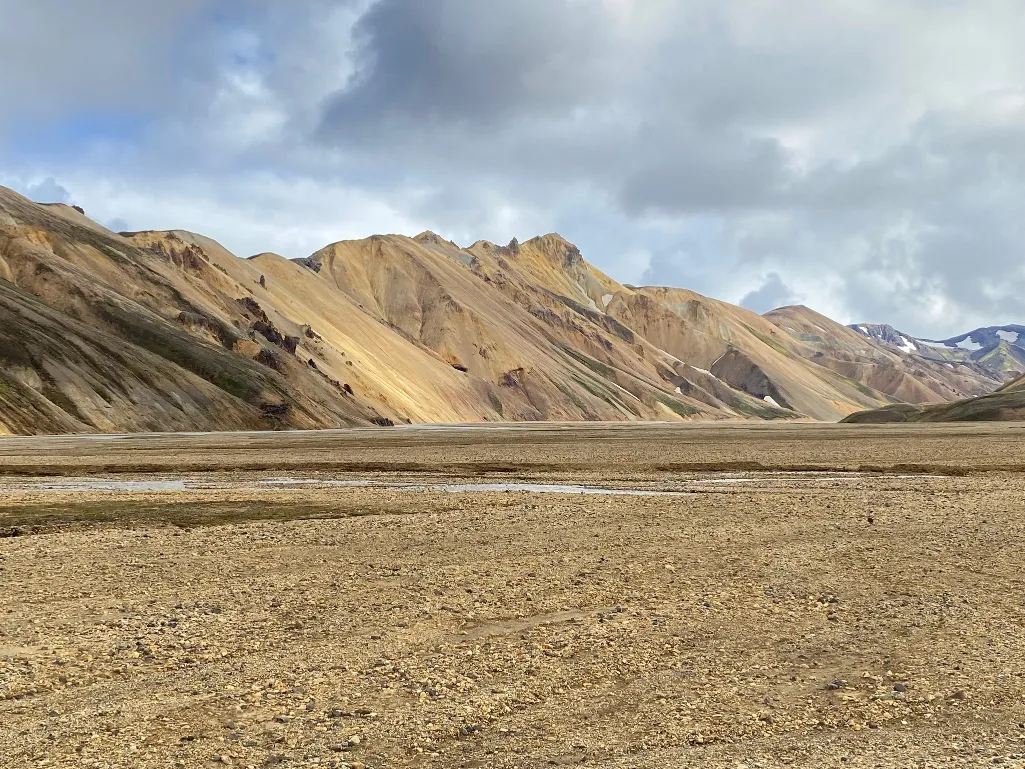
23 177 70 204
321 0 612 135
47 170 435 260
1 0 1023 337
741 274 799 314
0 1 209 132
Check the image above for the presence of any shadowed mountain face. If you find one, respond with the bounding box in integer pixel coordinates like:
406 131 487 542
0 184 1016 434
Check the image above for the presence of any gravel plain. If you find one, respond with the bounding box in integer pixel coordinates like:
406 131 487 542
2 422 1025 768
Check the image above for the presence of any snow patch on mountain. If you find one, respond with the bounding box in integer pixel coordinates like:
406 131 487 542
896 335 916 354
954 338 983 351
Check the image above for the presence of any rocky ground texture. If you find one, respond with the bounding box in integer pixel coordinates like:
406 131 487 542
2 423 1025 768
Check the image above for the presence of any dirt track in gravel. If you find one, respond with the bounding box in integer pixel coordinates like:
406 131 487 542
2 423 1025 768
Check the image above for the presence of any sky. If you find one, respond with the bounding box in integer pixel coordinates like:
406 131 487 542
1 0 1022 339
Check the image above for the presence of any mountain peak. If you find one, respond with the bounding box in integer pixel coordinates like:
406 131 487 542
0 187 1017 432
413 230 451 246
524 232 575 249
522 233 583 268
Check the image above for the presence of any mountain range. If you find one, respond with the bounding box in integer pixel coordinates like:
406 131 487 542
851 323 1025 376
0 184 1019 434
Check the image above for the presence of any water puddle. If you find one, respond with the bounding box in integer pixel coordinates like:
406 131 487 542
30 480 188 492
412 483 682 496
13 473 946 495
260 478 372 487
261 478 683 496
691 473 944 484
692 477 858 484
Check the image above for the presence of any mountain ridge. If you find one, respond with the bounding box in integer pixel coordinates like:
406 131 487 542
0 183 1018 434
850 322 1025 377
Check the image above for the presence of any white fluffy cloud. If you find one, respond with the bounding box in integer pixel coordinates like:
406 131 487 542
1 0 1022 337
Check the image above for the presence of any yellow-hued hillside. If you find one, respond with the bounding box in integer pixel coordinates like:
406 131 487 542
0 185 1009 433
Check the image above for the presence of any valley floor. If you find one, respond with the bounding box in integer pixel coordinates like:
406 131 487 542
2 423 1025 768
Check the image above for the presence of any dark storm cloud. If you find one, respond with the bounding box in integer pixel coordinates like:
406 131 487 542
320 0 610 135
318 0 1021 335
617 129 793 214
0 0 208 127
315 0 898 213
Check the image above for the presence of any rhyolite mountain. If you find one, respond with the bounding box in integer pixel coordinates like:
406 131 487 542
0 184 1015 434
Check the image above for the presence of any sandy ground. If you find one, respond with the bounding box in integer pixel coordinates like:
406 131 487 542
2 423 1025 768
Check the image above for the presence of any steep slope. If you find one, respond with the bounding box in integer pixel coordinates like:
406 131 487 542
0 182 1014 434
768 306 1005 404
0 278 262 435
0 187 386 432
603 289 892 421
460 237 900 420
301 233 775 422
125 232 495 425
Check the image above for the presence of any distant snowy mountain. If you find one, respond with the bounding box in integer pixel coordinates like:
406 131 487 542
931 325 1025 351
849 324 923 354
849 323 1025 377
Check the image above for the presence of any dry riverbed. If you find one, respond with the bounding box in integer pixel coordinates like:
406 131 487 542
1 423 1024 768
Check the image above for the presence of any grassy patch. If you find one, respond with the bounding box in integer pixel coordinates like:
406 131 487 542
95 301 273 403
488 391 504 416
554 381 593 415
825 369 879 399
562 347 616 378
571 375 632 413
654 392 699 418
728 397 792 420
743 325 791 356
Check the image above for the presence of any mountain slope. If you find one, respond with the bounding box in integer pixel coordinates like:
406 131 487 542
606 289 881 421
851 323 1025 378
769 306 1005 404
0 183 1018 434
301 233 777 422
842 372 1025 423
0 187 387 433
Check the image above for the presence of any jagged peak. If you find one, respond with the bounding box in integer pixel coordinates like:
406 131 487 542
414 230 462 250
125 229 239 259
521 233 583 268
414 230 444 244
524 232 573 246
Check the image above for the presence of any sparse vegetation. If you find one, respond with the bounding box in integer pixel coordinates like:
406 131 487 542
654 391 699 417
743 324 791 356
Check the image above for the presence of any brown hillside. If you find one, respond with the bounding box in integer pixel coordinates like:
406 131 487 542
0 183 1009 433
766 305 1004 405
